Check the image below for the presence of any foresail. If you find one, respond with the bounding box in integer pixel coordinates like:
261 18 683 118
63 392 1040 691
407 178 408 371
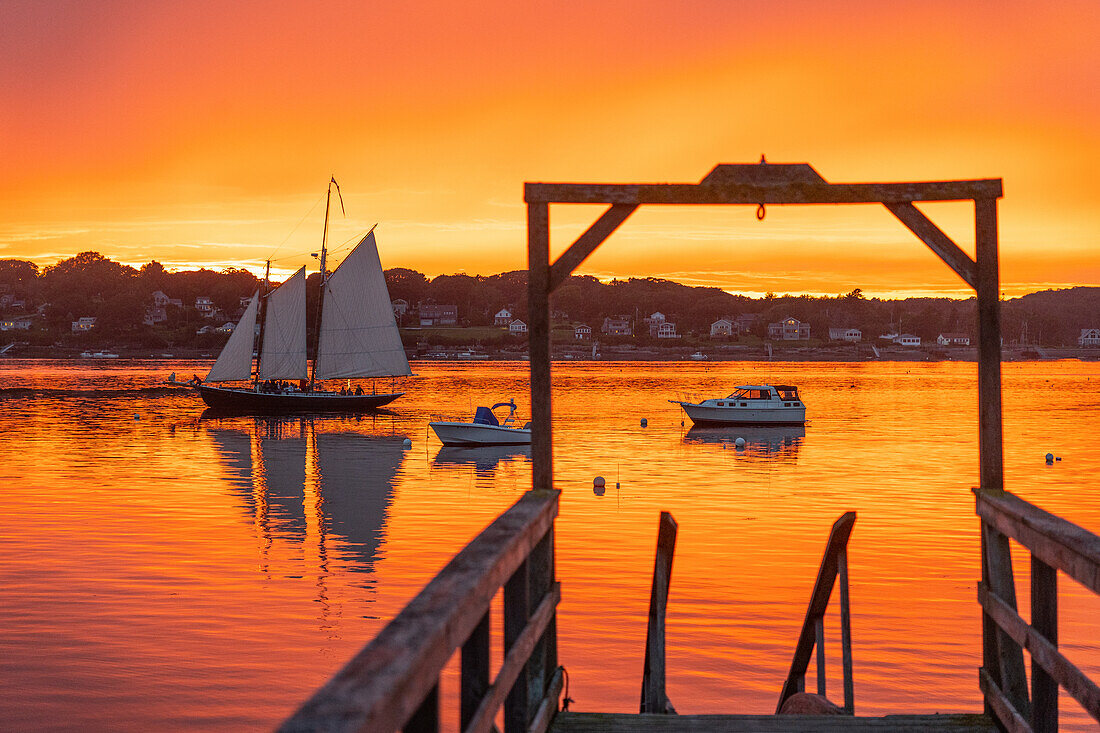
316 231 412 379
259 266 308 380
205 291 259 382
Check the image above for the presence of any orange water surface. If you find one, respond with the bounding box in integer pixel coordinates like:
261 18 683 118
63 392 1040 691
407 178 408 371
1 359 1098 731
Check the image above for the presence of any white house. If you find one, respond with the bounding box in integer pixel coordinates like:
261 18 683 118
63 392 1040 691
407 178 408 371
937 333 970 346
494 308 513 326
710 319 733 337
828 327 861 342
509 319 528 335
894 334 921 347
1079 328 1100 346
215 322 235 334
574 324 592 340
768 316 810 341
195 296 216 317
602 316 632 336
656 322 679 339
153 291 182 308
644 312 667 336
0 315 34 331
71 316 96 333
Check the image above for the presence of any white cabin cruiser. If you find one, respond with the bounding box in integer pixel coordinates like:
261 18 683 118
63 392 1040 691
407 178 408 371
670 384 806 426
429 400 532 446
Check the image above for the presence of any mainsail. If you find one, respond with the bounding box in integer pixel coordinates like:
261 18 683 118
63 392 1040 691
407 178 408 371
259 266 308 380
315 231 412 379
205 291 259 382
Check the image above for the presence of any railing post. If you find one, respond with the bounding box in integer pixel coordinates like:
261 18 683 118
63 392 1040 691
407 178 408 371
641 512 678 714
527 528 556 722
402 683 439 733
461 612 490 730
504 557 530 733
815 616 826 696
838 548 854 714
982 521 1031 722
1031 555 1058 733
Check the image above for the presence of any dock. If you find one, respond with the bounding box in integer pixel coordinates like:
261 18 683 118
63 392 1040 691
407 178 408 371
278 162 1100 732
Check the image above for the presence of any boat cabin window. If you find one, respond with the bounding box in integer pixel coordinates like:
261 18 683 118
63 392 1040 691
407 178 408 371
778 388 799 400
729 388 772 400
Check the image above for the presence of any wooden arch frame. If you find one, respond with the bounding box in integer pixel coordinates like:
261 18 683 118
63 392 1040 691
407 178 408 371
524 161 1005 496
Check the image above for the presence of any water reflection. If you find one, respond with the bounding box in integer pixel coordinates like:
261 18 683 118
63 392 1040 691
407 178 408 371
206 416 407 578
683 425 805 462
432 444 531 477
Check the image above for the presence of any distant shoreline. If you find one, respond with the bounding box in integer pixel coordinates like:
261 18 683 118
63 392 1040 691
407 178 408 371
2 345 1097 363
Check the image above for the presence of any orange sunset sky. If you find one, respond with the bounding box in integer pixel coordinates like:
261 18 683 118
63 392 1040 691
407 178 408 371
1 0 1097 298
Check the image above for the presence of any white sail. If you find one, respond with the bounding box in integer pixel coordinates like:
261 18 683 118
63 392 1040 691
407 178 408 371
316 231 412 379
259 266 308 380
205 291 259 382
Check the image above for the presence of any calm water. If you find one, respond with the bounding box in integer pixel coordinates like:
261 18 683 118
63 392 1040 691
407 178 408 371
1 359 1098 731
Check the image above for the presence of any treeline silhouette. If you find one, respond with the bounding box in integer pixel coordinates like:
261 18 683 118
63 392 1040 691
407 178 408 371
1 253 1096 348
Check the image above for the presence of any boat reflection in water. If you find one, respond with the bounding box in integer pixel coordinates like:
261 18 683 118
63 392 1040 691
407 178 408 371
683 425 805 462
431 444 531 479
206 414 407 581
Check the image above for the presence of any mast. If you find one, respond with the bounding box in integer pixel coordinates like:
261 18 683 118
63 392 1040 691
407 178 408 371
309 177 344 391
252 259 271 386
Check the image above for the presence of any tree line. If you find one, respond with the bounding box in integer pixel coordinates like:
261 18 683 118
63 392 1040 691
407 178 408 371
1 254 1096 348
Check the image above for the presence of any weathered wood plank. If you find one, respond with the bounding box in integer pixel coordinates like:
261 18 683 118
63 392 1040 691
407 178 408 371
549 204 637 291
469 583 561 733
977 582 1100 722
402 683 439 733
975 489 1100 595
550 712 996 732
815 616 826 697
776 512 856 713
977 668 1033 733
884 202 977 289
527 201 553 493
462 612 491 730
279 491 559 733
504 557 532 733
525 180 1003 205
641 512 678 714
1029 556 1058 733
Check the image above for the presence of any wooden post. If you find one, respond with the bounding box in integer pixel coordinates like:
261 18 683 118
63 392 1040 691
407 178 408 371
504 558 531 733
975 196 1004 494
1031 556 1058 733
461 612 490 730
815 616 826 696
527 202 552 492
982 522 1031 722
641 512 678 714
838 549 854 714
402 683 438 733
527 528 557 719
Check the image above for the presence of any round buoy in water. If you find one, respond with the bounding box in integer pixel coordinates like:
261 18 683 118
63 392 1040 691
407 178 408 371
593 485 606 497
134 414 140 420
1045 453 1054 463
735 437 746 449
640 418 647 427
402 438 412 447
593 476 605 488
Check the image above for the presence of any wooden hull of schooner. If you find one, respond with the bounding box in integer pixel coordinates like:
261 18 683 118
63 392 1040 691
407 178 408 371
198 385 403 414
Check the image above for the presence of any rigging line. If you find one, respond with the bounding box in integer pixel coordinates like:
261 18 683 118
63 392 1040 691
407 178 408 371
267 191 327 262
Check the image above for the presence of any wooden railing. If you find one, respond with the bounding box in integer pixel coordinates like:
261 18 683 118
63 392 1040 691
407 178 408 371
975 489 1100 732
279 489 562 733
776 511 856 714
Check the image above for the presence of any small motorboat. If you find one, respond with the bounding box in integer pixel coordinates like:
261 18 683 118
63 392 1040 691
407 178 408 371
689 351 708 360
81 350 120 359
429 399 532 446
670 384 806 426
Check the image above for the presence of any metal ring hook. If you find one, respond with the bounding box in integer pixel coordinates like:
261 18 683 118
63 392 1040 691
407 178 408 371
756 203 766 221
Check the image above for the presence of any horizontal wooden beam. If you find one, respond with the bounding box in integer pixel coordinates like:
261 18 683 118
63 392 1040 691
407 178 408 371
466 583 561 733
975 489 1100 595
885 202 977 290
280 491 560 733
549 204 637 292
978 667 1034 733
978 582 1100 722
525 180 1003 205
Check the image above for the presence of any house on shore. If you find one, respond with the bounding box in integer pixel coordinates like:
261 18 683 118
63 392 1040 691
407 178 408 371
895 334 921 347
509 319 528 335
829 327 861 342
494 308 513 327
601 316 632 336
710 318 733 338
768 316 809 341
72 316 97 333
574 324 592 340
419 302 458 327
1079 328 1100 346
195 296 216 318
0 315 36 331
937 333 971 346
656 322 679 339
